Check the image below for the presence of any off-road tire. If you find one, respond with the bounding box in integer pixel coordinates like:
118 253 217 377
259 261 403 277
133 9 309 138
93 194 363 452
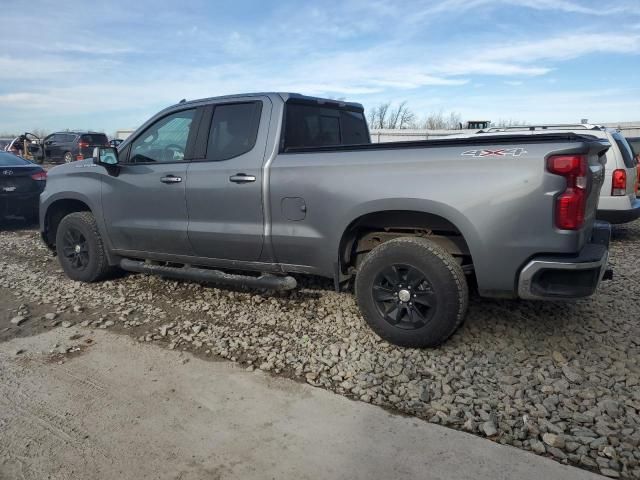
355 237 468 348
56 212 114 282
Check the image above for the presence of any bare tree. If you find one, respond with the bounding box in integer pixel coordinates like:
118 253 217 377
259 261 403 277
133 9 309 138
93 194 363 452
367 101 513 130
375 102 390 129
387 101 403 129
386 101 416 129
399 107 415 129
367 108 378 129
367 101 416 129
446 112 462 130
30 128 50 139
424 110 445 129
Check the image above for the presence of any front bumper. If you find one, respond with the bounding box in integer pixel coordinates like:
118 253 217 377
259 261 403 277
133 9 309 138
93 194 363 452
597 198 640 224
517 221 611 300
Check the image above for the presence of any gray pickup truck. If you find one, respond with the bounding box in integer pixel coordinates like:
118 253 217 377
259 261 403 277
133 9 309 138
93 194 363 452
40 92 612 347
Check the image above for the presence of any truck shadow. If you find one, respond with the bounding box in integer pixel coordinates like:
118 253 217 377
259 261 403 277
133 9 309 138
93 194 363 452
610 222 640 243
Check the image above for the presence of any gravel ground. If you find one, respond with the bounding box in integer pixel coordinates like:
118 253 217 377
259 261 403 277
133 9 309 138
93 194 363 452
1 219 639 478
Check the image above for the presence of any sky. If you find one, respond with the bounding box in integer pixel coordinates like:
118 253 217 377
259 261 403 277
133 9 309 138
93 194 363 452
1 0 639 135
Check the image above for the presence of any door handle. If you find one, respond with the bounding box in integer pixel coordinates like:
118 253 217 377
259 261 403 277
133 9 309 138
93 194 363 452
160 175 182 184
229 173 256 184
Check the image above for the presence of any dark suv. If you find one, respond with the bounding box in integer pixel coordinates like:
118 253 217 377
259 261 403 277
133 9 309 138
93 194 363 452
41 132 109 163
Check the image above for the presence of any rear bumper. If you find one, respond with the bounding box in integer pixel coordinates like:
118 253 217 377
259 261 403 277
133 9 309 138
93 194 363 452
0 192 40 217
517 221 611 300
597 198 640 224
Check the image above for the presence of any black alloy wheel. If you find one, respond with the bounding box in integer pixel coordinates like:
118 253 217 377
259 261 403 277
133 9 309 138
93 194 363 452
372 264 437 330
61 227 90 270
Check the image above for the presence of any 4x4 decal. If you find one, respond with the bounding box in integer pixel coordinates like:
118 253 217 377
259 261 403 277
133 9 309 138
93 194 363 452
461 148 527 157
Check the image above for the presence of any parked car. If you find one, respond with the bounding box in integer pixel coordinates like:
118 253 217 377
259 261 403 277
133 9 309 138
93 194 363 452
109 138 124 148
40 132 109 163
0 151 47 222
40 93 611 348
626 136 640 194
5 133 44 162
476 125 640 223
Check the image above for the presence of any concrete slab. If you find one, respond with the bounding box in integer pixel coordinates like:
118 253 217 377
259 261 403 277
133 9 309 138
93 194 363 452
0 328 604 480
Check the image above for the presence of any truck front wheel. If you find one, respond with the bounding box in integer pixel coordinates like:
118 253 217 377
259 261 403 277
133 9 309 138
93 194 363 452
55 212 114 282
355 237 468 348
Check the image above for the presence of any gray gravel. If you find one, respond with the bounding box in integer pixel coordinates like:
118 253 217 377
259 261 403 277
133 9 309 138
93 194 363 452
1 221 639 478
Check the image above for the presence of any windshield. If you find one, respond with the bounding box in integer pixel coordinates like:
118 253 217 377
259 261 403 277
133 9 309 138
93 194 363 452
0 151 32 166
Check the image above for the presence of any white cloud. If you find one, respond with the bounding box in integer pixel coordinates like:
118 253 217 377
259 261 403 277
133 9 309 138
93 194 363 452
50 42 136 55
483 33 640 63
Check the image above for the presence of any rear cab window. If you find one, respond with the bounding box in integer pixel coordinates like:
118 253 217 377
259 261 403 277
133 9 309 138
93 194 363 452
282 100 370 151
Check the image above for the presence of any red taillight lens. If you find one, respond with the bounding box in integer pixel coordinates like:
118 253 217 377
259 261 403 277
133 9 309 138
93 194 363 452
547 155 585 176
76 154 84 160
31 171 47 181
78 141 89 148
547 155 588 230
611 169 626 196
556 188 586 230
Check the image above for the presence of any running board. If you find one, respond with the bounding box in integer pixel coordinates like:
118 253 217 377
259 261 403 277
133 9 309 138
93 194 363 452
119 259 297 291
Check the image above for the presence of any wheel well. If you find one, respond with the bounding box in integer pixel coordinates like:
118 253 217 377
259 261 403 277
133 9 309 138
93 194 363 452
339 210 472 276
43 199 91 248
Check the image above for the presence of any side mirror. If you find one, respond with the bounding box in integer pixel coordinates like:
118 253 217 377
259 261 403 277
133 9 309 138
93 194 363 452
93 146 119 166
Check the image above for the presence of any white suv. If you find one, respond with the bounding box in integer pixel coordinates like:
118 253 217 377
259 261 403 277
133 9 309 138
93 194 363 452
477 125 640 224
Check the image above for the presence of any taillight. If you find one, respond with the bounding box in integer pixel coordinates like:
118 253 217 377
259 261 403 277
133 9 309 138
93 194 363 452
547 155 588 230
636 165 639 195
31 171 47 181
78 141 89 148
76 154 84 160
611 169 626 196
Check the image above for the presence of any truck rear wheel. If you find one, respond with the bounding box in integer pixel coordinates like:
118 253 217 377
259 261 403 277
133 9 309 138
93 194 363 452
56 212 114 282
355 237 468 348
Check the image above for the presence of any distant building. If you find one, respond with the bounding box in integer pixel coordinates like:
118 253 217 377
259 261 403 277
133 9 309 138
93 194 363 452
115 129 135 140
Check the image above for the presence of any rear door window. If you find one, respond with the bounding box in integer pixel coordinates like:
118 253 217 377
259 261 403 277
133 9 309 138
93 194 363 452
206 102 262 161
